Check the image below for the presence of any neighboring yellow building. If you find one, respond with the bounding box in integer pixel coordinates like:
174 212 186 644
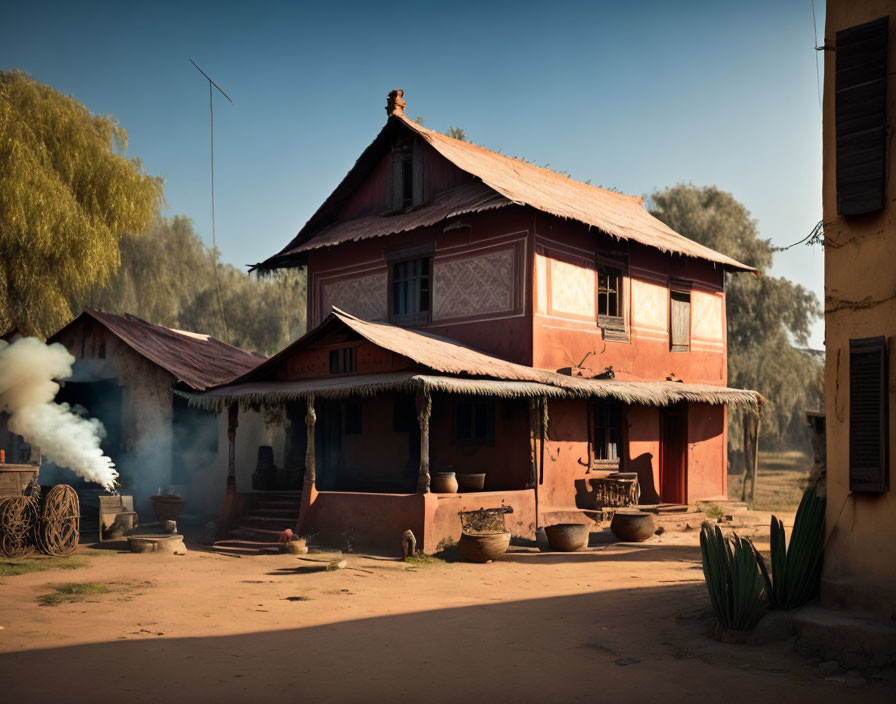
822 0 895 620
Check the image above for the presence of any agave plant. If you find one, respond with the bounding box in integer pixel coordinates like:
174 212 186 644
699 523 766 630
754 486 826 610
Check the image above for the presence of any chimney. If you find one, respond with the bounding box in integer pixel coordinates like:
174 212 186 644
386 89 406 117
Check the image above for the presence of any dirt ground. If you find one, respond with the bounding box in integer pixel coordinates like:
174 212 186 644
728 450 813 512
1 526 891 704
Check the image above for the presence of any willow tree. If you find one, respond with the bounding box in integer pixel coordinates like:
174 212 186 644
0 70 162 336
649 185 823 499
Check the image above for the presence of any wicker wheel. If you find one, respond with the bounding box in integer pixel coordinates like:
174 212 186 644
0 496 37 558
37 485 80 557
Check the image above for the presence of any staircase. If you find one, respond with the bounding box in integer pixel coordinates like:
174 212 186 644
211 490 302 556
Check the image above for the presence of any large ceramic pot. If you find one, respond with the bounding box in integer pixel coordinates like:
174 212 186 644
431 472 458 494
610 509 656 542
544 523 591 551
456 473 486 492
150 494 185 523
458 531 511 563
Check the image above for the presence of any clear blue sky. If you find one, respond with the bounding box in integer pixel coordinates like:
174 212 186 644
2 0 826 346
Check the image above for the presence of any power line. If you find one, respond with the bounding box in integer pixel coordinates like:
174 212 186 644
811 0 822 112
190 58 232 341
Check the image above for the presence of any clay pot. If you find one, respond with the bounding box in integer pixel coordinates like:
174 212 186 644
150 494 185 523
431 472 458 494
610 509 657 542
127 534 186 554
458 531 511 563
544 523 591 551
456 473 486 492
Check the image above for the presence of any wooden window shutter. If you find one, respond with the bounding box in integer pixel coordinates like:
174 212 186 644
835 16 889 215
849 336 889 492
670 290 690 352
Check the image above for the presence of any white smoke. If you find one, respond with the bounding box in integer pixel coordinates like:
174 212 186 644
0 337 118 491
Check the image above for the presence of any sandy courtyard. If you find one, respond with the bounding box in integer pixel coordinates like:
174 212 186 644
0 531 890 704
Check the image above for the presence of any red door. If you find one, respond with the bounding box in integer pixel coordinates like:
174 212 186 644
660 404 687 504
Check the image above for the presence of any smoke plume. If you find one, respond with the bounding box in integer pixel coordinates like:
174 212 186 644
0 337 118 491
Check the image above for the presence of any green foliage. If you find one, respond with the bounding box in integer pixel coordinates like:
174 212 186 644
704 503 723 519
444 126 467 142
754 486 826 610
699 523 766 630
649 184 824 450
37 581 109 606
0 70 163 336
73 215 306 356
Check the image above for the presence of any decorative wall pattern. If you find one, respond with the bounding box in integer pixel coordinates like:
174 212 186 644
432 248 515 321
631 279 668 332
549 258 595 318
691 291 723 341
320 271 388 322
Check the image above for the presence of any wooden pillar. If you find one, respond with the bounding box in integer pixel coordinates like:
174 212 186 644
304 394 316 487
226 402 239 495
528 398 539 489
416 388 432 493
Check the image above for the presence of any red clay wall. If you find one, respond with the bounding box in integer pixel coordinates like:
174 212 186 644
532 214 728 384
423 489 536 553
539 398 592 514
626 405 662 503
305 206 535 365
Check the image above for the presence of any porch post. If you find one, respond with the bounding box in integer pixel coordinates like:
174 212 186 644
304 394 316 487
416 388 432 493
226 402 239 495
527 398 539 489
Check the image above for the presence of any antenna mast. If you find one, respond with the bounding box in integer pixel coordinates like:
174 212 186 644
190 58 233 341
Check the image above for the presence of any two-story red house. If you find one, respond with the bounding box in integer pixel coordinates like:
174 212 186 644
197 90 761 553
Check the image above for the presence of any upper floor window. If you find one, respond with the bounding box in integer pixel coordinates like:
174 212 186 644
390 257 431 326
597 257 626 341
670 289 691 352
392 139 421 210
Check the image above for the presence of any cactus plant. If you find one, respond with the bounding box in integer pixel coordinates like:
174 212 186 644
699 523 766 631
754 486 826 610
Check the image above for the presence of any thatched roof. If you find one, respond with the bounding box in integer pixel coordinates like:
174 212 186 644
256 112 755 273
49 310 266 391
194 308 763 411
185 372 762 412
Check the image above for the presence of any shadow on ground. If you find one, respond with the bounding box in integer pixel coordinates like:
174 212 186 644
2 582 887 704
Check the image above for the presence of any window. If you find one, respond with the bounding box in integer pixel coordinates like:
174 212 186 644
391 139 420 210
393 397 417 433
593 402 622 461
849 337 889 493
454 399 494 446
344 400 362 435
835 16 888 215
401 157 413 209
670 290 690 352
328 346 356 374
390 257 431 325
597 261 626 340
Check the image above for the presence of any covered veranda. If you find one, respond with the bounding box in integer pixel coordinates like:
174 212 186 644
188 371 763 554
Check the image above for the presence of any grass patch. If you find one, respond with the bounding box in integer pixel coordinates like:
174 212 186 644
403 552 445 567
704 503 723 519
37 582 110 607
0 548 112 578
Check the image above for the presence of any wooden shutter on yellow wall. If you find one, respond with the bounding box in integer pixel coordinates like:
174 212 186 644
835 16 889 215
849 336 889 493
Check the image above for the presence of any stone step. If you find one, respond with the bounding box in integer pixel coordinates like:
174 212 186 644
230 526 285 543
211 539 281 556
237 515 296 531
252 507 300 518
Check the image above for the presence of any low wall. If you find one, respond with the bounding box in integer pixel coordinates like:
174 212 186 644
298 487 536 555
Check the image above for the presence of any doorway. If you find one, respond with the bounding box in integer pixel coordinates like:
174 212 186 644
660 403 687 504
